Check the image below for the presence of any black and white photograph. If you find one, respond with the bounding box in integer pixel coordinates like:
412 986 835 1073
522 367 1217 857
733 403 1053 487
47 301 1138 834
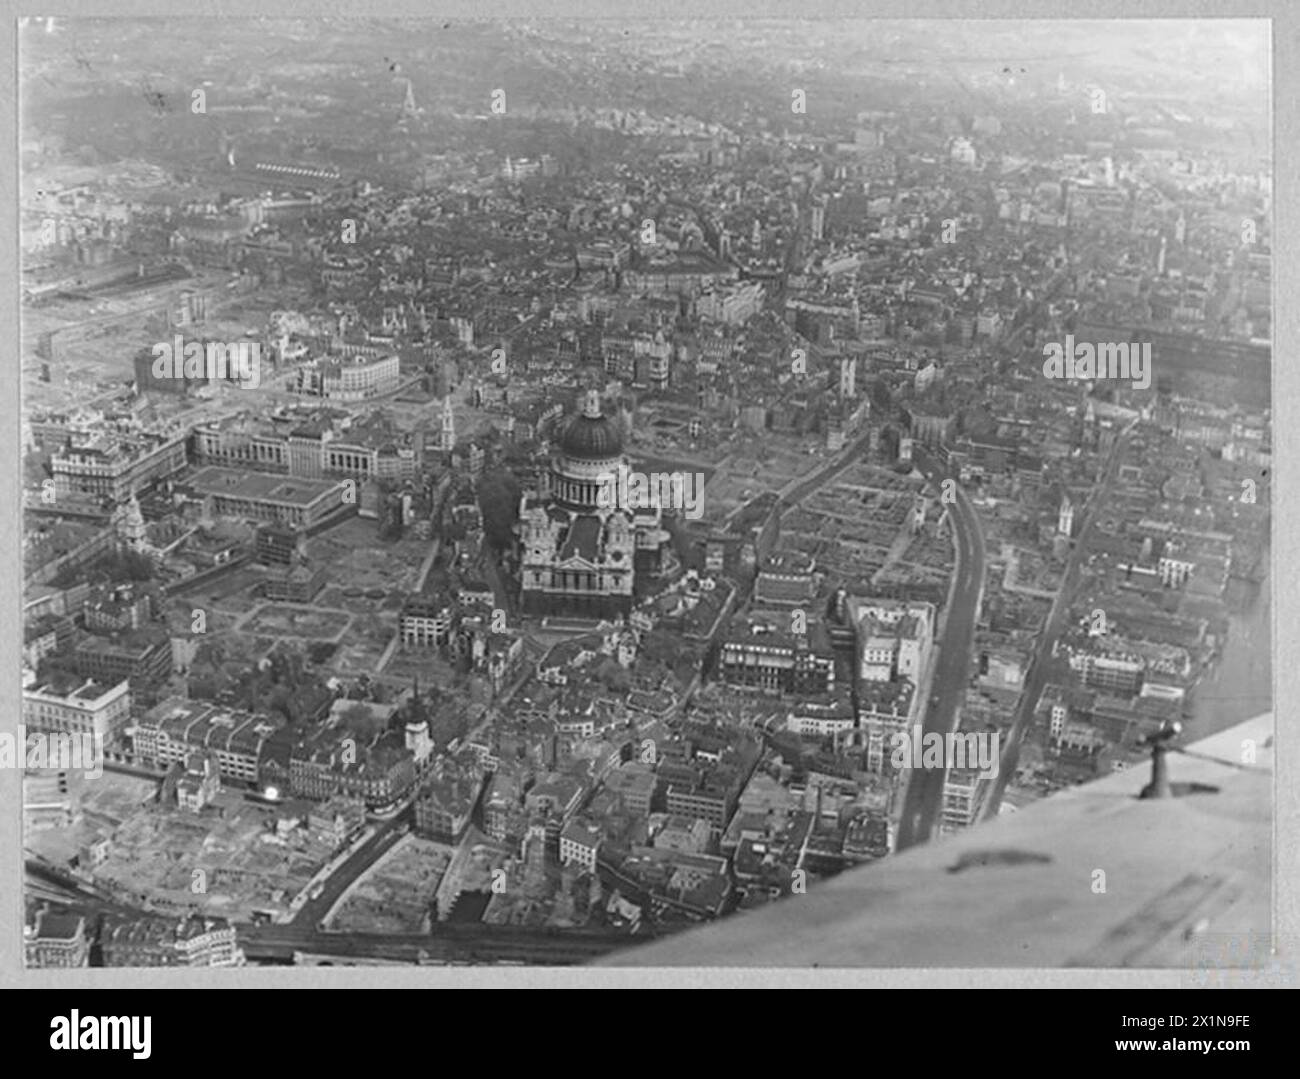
7 8 1288 999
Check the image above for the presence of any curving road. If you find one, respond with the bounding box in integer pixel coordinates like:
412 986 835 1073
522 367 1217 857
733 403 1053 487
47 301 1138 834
895 444 987 851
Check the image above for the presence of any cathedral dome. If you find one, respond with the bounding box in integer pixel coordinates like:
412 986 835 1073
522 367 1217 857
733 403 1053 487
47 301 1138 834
557 391 623 461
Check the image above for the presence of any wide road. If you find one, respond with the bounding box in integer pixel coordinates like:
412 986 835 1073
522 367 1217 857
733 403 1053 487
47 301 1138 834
895 444 987 851
291 808 413 927
979 421 1135 821
777 430 872 509
723 426 872 533
238 920 638 966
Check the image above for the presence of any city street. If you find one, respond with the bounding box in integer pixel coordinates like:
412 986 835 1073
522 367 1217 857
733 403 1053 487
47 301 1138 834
895 444 987 850
980 420 1136 822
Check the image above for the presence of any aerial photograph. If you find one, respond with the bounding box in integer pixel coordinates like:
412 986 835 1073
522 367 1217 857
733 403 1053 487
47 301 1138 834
17 16 1274 975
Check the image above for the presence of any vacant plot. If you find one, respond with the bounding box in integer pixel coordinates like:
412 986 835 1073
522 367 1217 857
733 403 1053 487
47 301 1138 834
328 836 454 934
93 802 328 921
307 518 428 593
242 604 352 640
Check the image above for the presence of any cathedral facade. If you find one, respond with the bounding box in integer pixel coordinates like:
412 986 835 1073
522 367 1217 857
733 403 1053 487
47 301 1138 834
517 391 670 619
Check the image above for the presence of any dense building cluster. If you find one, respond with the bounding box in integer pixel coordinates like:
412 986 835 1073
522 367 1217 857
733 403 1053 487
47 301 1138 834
21 18 1269 964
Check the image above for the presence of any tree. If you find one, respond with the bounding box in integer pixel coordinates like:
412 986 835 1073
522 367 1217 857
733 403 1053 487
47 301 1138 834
380 492 405 542
478 469 521 551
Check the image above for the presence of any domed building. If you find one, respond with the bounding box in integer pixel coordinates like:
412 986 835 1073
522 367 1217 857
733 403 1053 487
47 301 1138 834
517 391 670 618
550 391 626 508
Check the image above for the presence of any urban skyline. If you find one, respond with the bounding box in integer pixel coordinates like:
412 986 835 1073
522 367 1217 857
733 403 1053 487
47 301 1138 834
17 15 1274 975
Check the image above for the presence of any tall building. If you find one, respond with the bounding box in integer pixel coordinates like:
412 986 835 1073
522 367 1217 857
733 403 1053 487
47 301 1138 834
112 495 149 552
133 698 283 786
719 611 836 696
560 821 602 872
413 753 486 842
717 228 732 260
753 552 816 607
440 396 456 452
1069 652 1144 695
940 768 990 834
294 353 400 401
25 910 90 968
23 678 131 741
102 917 245 967
843 597 936 773
839 355 856 398
176 749 222 812
51 430 188 502
186 466 346 529
1058 493 1074 537
191 409 423 484
518 391 669 618
850 600 935 685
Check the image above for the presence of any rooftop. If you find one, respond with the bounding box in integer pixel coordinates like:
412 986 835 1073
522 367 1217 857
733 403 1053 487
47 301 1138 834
188 466 341 506
605 713 1273 969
